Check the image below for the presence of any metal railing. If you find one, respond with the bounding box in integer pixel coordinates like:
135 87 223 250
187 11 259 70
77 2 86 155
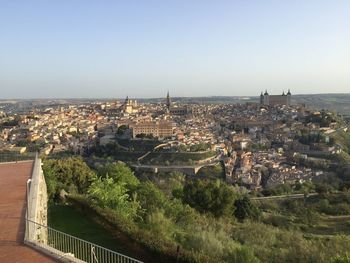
26 219 143 263
0 151 36 163
24 154 143 263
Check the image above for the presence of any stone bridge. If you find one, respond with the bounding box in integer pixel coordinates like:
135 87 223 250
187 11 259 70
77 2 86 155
132 161 221 176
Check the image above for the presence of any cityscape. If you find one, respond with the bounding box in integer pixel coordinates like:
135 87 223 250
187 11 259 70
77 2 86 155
1 91 350 262
1 91 347 191
1 1 350 263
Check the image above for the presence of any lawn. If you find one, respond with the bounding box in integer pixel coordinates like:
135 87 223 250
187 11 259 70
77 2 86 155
48 204 144 259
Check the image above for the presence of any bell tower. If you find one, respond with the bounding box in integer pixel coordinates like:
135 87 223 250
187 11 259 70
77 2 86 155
287 89 291 106
263 90 269 105
166 91 171 110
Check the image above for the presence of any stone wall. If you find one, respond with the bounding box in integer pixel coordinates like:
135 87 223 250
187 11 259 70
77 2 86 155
26 155 48 244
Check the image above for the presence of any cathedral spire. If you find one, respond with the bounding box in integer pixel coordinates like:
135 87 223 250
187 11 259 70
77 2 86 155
166 91 171 109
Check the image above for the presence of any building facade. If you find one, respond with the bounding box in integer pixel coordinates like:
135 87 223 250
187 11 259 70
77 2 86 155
260 90 291 106
170 106 190 115
121 96 139 114
131 121 173 138
166 92 191 115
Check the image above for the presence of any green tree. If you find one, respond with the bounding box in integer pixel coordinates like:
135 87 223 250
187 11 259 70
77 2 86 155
98 162 139 191
152 171 185 198
315 183 333 196
234 196 261 221
183 179 237 217
88 176 139 219
116 125 128 135
43 157 96 199
190 142 210 152
136 181 168 217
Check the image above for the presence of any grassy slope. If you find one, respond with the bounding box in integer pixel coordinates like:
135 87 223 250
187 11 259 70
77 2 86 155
257 194 350 236
48 204 142 259
331 131 350 151
293 94 350 115
196 163 225 179
330 130 350 164
307 215 350 235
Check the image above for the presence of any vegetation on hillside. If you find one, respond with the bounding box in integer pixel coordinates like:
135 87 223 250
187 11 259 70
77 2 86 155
43 157 96 199
44 157 350 263
85 141 216 165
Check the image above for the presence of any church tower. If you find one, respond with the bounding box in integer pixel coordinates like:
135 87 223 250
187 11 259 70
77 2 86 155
166 91 171 110
260 91 264 105
287 89 291 106
263 90 269 105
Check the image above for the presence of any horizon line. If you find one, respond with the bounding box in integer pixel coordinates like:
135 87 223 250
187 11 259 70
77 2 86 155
1 92 350 101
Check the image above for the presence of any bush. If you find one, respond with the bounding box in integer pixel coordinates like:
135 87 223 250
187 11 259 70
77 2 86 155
330 254 350 263
145 210 177 242
263 213 294 229
262 183 293 196
234 197 261 221
48 157 350 263
136 181 168 217
225 246 260 263
43 157 96 199
88 176 139 220
98 162 140 191
182 179 238 217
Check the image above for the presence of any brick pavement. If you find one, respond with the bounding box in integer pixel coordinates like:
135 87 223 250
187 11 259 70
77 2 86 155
0 161 57 262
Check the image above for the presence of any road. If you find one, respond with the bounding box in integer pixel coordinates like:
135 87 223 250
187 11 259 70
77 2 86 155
132 160 220 169
250 193 318 201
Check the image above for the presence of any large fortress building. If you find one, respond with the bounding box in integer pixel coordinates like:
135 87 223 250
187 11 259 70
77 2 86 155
260 90 291 106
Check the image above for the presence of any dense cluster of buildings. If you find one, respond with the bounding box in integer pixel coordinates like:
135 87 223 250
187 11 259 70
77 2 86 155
0 90 345 191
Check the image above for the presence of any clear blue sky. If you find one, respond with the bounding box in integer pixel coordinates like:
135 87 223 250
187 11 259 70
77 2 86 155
0 0 349 99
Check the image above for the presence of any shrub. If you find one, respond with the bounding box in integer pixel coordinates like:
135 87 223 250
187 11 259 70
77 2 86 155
263 213 294 229
43 157 96 199
225 246 260 263
330 255 350 263
88 176 139 220
234 197 261 221
183 179 238 217
98 162 140 191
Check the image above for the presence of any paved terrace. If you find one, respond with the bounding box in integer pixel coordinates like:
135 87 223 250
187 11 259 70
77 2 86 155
0 161 56 263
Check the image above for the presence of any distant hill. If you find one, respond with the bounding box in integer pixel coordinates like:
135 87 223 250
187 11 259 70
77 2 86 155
1 93 350 115
165 93 350 115
141 94 350 114
292 93 350 116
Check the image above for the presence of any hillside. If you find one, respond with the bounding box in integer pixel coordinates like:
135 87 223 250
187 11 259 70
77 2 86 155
292 93 350 116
